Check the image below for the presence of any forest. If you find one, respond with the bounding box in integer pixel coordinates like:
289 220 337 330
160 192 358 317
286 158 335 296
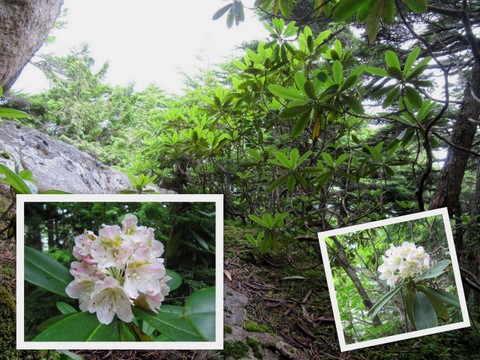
0 0 480 359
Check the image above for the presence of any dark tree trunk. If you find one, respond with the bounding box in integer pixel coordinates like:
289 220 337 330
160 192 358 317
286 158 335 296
0 0 64 92
430 62 480 304
430 62 480 251
331 237 382 326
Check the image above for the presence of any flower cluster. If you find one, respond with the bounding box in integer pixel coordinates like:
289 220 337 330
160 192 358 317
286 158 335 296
65 214 170 325
378 242 431 286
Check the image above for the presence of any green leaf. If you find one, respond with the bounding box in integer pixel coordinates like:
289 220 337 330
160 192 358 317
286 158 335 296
342 94 364 114
184 287 216 341
191 229 210 250
0 164 33 194
418 286 449 321
387 67 403 80
304 80 316 99
404 47 421 75
165 269 182 292
292 111 311 138
56 301 77 315
268 84 305 101
421 286 460 308
0 107 30 119
412 290 438 329
279 104 311 119
212 3 232 20
382 86 400 108
404 0 427 14
385 50 401 70
415 260 451 281
286 174 296 191
405 86 423 108
368 145 383 162
368 283 404 319
332 60 343 85
267 174 289 191
365 66 389 77
249 214 268 228
332 0 370 22
33 312 120 341
322 152 335 168
25 246 73 297
133 307 202 341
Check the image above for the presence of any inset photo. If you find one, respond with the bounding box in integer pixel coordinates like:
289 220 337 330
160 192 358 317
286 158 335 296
318 208 470 352
17 194 223 350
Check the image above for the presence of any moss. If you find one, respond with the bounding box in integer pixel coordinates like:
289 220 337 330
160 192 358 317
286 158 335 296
244 321 269 333
224 324 233 334
221 340 249 359
0 286 41 359
247 337 263 359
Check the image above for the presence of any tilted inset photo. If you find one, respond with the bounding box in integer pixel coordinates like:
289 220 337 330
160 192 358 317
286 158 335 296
318 208 470 352
16 194 223 350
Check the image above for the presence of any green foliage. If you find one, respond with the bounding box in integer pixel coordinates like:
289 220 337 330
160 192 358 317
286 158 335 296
24 246 73 297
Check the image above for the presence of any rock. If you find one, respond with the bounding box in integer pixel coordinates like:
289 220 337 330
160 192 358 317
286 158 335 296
224 285 308 360
0 120 130 193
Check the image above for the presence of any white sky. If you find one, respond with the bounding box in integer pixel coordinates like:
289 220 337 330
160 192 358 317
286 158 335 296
13 0 269 95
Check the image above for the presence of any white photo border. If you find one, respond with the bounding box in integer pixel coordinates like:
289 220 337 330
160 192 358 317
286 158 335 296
17 193 224 350
317 208 470 352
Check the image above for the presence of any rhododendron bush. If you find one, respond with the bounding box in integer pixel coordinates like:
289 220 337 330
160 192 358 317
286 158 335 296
369 242 459 331
24 212 216 343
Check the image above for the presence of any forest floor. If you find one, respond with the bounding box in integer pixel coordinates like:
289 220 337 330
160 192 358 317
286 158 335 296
1 221 480 359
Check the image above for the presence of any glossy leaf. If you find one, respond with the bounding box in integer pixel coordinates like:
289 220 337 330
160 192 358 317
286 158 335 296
404 0 427 14
0 164 33 194
0 107 30 119
416 260 451 281
422 286 460 308
368 283 404 319
25 246 73 297
332 0 370 22
405 86 423 108
166 269 182 292
133 307 202 341
404 47 421 75
56 301 77 315
33 312 120 341
268 84 305 101
342 94 364 114
418 286 449 321
292 111 311 138
412 291 438 330
385 50 401 70
184 287 216 341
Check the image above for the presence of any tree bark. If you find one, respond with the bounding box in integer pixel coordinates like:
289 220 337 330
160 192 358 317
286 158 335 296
330 236 382 326
0 0 64 92
430 62 480 250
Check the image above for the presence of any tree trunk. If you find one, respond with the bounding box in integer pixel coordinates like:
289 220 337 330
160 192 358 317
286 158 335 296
331 236 382 326
430 62 480 304
0 0 64 92
430 62 480 251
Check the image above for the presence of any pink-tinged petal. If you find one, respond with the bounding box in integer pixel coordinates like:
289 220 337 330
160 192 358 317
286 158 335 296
89 277 133 325
65 279 95 311
70 261 97 279
124 261 166 298
122 214 138 235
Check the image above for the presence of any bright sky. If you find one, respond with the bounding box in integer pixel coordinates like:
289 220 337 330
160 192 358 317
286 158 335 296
13 0 269 94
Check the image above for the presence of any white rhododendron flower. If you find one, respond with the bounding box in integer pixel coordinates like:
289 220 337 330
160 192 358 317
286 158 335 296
65 214 171 325
378 241 431 286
